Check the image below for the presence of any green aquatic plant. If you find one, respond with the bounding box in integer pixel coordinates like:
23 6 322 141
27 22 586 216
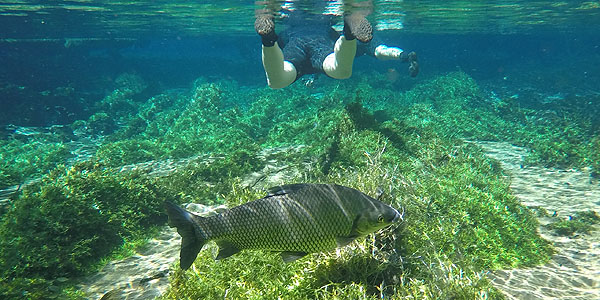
95 138 166 166
86 112 115 135
0 161 177 299
92 81 262 166
158 147 264 204
546 210 600 236
0 276 84 300
2 70 581 299
0 137 71 190
88 70 599 175
160 98 552 299
339 72 593 172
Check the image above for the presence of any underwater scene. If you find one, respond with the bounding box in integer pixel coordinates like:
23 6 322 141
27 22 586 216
1 0 599 299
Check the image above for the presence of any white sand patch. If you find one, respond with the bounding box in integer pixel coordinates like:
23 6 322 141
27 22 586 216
77 203 228 300
77 228 180 299
477 141 600 300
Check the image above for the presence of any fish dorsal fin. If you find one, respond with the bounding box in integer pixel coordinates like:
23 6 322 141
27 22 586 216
215 241 240 260
266 184 311 197
280 251 308 263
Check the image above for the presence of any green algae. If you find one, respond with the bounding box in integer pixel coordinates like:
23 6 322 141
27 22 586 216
0 132 72 190
360 71 600 174
158 80 552 299
3 71 596 191
6 70 600 298
0 161 177 299
546 210 600 236
0 162 171 275
160 132 548 299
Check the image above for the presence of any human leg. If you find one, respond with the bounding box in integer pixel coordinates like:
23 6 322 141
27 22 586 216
261 43 297 89
322 13 372 79
322 36 356 79
255 14 297 89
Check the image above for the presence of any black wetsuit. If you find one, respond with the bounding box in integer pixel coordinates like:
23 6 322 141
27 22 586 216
276 10 379 80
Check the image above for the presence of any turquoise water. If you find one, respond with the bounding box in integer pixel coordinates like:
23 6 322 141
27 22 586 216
1 0 599 39
1 1 599 299
1 1 599 126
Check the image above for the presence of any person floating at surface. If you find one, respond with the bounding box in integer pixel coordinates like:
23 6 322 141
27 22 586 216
254 3 419 89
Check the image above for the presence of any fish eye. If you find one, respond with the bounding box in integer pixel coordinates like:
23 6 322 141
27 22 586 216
378 214 385 223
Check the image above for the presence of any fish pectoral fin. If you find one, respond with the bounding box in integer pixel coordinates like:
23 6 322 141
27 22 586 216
215 241 240 260
335 236 358 247
280 251 308 263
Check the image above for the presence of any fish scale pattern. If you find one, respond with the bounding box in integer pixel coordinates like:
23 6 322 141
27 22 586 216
166 183 400 268
205 185 357 253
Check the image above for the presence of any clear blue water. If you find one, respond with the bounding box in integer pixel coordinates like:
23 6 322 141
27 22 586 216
1 2 600 298
1 0 599 126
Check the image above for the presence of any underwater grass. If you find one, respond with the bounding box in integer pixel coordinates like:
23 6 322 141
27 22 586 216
0 137 72 190
0 161 176 299
352 71 600 174
5 70 595 299
0 144 267 299
3 70 598 187
160 156 543 299
160 99 552 299
545 210 600 236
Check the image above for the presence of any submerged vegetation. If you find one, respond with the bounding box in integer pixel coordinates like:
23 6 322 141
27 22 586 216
2 70 599 298
545 210 600 236
0 162 175 299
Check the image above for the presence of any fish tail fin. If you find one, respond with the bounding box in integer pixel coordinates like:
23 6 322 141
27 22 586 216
164 201 206 270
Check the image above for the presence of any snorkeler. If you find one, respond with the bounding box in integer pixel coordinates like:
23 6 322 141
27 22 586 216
254 2 419 89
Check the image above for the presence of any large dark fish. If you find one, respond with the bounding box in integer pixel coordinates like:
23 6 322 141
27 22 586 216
165 183 401 269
